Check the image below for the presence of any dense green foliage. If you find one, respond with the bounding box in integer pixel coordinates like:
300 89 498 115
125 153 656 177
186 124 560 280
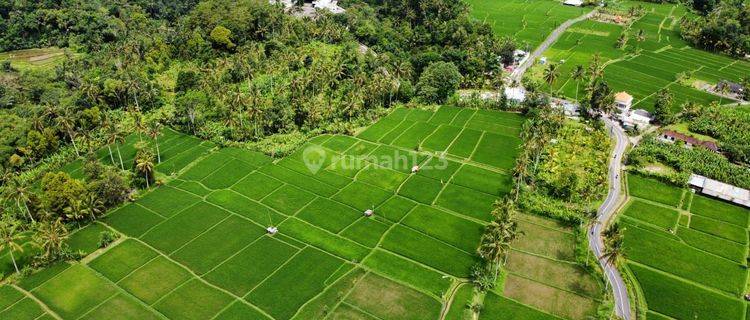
629 136 750 189
688 104 750 164
681 0 750 56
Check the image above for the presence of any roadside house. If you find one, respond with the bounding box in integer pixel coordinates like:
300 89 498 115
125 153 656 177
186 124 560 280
659 130 720 152
614 92 633 110
620 109 652 129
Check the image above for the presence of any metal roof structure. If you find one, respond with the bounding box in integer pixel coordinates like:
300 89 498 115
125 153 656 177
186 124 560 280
688 174 750 208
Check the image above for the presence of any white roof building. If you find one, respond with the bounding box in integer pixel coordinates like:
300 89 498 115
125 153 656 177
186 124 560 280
688 174 750 208
620 108 651 129
614 92 633 110
564 0 584 6
504 86 526 103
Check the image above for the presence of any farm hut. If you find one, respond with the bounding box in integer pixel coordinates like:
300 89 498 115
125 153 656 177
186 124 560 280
563 0 584 6
266 226 278 234
659 130 719 152
411 165 420 173
614 92 633 110
364 209 374 217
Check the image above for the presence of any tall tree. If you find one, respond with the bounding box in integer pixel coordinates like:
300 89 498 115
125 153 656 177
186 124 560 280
148 121 163 163
55 108 80 157
34 218 69 261
653 88 674 125
0 218 24 274
543 63 559 95
572 65 585 102
106 124 126 170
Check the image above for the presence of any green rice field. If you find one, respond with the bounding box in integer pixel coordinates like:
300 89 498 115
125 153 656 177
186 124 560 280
465 0 590 49
1 106 581 319
505 1 750 111
622 173 750 320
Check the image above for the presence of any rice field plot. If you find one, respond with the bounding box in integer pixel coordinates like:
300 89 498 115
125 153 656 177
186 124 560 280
500 213 602 319
0 47 67 71
627 174 684 207
4 106 531 319
620 178 750 318
621 199 679 230
532 2 743 111
465 0 591 48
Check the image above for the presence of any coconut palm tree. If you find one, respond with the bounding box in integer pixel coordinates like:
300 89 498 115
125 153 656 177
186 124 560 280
132 108 144 142
82 193 104 221
34 218 68 260
13 184 34 223
135 155 155 189
571 65 585 102
55 108 80 157
601 222 625 266
64 199 85 228
0 218 24 274
543 63 559 96
147 121 163 163
106 124 125 170
477 225 509 280
601 236 624 266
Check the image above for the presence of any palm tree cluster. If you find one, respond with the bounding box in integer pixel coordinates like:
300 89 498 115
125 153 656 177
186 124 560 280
0 213 69 275
476 199 523 286
513 106 565 200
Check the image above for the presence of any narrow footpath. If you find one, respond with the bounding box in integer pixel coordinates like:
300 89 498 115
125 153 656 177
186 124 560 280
510 10 597 83
589 117 631 320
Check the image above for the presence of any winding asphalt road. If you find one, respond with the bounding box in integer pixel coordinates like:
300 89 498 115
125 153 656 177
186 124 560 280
510 10 597 83
589 117 631 320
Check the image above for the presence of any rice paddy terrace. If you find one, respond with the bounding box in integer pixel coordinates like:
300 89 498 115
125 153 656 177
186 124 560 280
621 174 750 320
469 0 750 111
0 106 603 319
465 0 591 49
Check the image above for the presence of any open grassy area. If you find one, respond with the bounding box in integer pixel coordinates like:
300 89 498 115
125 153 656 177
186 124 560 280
0 106 541 319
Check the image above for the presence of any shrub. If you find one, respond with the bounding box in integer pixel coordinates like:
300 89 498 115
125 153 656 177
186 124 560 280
98 231 119 248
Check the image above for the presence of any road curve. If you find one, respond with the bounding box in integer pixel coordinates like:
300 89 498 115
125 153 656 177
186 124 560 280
510 10 597 83
589 117 631 320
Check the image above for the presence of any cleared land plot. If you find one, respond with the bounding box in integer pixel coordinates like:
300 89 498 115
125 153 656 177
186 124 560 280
344 272 441 320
